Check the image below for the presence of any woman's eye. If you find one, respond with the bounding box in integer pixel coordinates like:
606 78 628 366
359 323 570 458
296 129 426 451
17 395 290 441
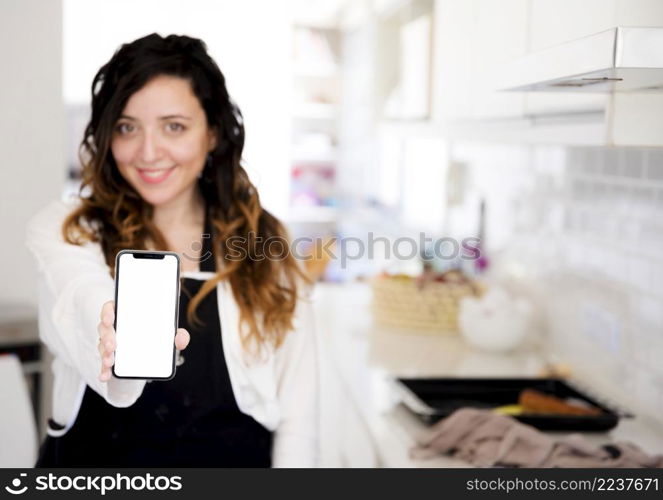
167 123 185 132
115 123 134 135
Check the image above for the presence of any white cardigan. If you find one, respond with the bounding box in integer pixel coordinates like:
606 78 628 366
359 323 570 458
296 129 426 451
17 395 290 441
25 199 319 468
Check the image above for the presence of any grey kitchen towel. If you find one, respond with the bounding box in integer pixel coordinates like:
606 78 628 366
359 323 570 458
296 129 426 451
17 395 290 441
410 408 663 468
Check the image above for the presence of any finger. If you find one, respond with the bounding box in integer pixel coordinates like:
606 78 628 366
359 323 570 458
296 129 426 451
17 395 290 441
99 369 111 382
102 352 114 368
100 300 115 327
98 323 116 351
175 328 190 351
97 321 112 343
98 337 105 358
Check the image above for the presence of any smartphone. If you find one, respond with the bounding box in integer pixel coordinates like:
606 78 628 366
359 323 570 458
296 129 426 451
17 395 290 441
112 250 181 380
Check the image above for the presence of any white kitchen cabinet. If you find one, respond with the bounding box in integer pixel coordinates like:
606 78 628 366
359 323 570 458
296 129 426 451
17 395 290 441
616 0 663 25
471 0 529 119
527 0 663 51
431 0 663 145
528 0 617 52
339 396 380 467
526 0 602 116
319 346 379 467
314 282 380 467
525 0 663 117
432 0 529 121
431 0 474 121
522 0 614 116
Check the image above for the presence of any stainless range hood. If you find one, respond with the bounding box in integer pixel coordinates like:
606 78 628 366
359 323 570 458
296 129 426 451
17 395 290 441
503 27 663 92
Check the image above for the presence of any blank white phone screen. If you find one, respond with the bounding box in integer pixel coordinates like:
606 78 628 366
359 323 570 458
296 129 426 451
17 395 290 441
114 253 179 378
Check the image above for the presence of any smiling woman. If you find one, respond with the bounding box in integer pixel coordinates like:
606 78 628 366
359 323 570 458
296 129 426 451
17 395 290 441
110 75 217 203
27 33 319 468
65 32 309 350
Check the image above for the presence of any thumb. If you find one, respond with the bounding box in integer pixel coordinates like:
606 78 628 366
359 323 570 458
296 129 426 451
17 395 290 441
175 328 190 351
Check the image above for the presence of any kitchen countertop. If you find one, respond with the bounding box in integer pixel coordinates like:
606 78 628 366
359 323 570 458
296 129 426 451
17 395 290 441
312 282 663 468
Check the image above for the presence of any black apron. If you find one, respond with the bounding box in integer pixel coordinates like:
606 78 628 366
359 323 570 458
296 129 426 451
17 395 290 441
35 207 272 467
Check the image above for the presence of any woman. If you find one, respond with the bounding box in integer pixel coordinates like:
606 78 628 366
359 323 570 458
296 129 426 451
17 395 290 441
26 33 319 467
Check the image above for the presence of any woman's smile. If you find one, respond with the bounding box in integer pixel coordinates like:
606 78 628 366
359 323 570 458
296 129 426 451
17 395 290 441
135 165 177 185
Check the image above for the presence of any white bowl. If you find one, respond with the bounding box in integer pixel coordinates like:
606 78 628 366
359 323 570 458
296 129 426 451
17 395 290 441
459 290 532 353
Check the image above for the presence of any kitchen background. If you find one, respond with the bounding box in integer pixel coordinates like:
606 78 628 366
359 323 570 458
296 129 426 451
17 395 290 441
2 0 663 467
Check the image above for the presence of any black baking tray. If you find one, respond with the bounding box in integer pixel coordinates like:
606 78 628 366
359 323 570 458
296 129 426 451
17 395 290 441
396 377 631 431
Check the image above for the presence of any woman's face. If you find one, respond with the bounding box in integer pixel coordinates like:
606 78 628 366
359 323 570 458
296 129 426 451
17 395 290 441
111 74 217 207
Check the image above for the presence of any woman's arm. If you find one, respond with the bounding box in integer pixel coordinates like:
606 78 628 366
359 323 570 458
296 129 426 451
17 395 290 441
25 199 146 407
272 286 320 468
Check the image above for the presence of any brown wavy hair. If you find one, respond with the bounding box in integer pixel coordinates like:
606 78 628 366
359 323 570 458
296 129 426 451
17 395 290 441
62 33 310 353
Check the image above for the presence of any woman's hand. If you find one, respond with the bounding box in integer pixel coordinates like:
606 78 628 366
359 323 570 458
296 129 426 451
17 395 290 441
97 300 190 382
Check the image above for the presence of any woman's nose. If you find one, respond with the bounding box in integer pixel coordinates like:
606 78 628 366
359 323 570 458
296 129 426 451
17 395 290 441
139 130 163 164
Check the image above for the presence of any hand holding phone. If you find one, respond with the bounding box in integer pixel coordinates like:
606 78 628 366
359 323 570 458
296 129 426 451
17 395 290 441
97 250 190 381
97 300 190 382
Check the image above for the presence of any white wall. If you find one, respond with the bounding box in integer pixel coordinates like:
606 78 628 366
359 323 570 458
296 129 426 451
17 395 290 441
0 0 66 305
63 0 293 217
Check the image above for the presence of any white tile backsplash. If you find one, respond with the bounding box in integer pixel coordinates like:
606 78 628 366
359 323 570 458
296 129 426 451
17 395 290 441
646 150 663 181
449 142 663 420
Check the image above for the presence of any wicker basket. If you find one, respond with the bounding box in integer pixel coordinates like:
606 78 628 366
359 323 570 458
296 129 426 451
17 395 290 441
371 276 481 334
